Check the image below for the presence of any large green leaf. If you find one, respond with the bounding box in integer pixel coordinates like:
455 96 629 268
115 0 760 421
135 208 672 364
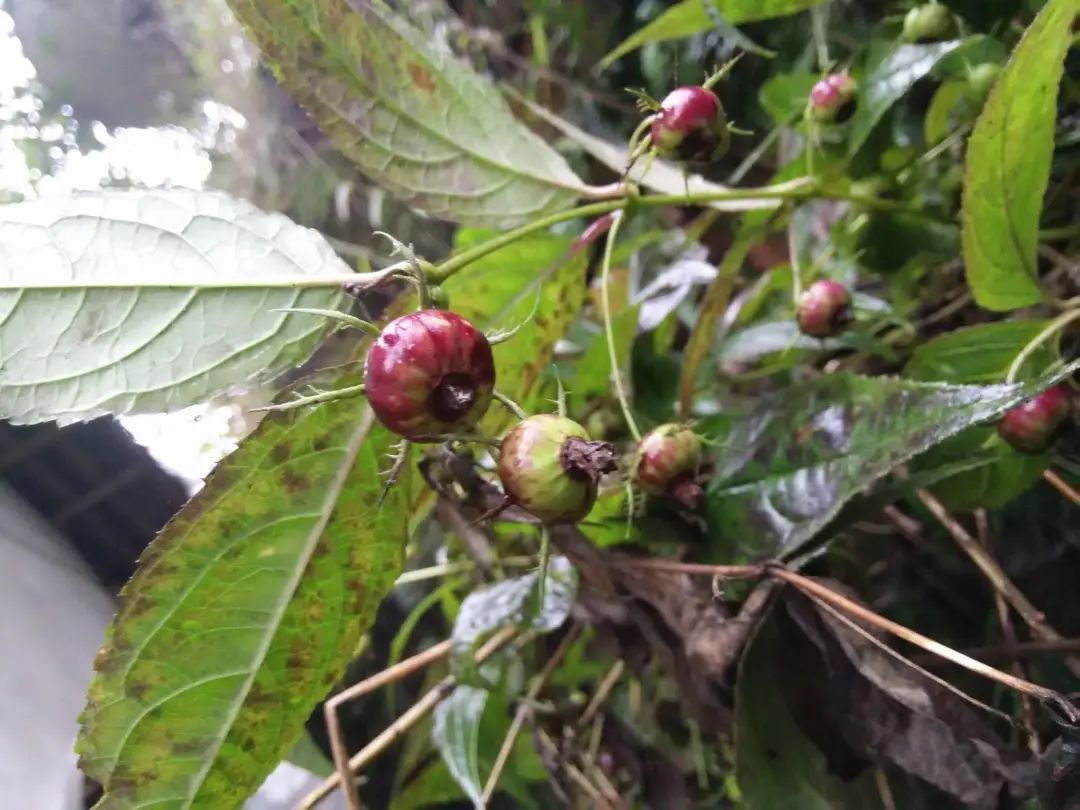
961 0 1078 311
904 320 1052 384
847 39 966 156
76 381 408 808
702 363 1079 560
442 229 588 431
0 190 349 425
599 0 828 69
227 0 587 228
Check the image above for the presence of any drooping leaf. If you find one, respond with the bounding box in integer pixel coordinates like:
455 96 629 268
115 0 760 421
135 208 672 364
702 362 1080 560
847 39 967 156
442 229 588 431
600 0 829 69
735 608 883 810
961 0 1078 311
227 0 587 228
435 558 577 805
0 190 349 425
76 374 409 808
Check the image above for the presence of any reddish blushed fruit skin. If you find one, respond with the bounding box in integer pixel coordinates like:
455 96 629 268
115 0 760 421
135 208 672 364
809 73 857 122
364 309 495 440
649 86 729 163
636 424 701 496
797 279 853 338
998 384 1073 454
498 415 610 523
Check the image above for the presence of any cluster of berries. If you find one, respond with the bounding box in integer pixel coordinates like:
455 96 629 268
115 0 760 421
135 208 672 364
363 310 704 524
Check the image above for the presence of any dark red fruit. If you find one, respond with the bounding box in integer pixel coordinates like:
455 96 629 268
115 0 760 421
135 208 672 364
635 424 703 509
498 415 617 523
364 309 495 440
808 73 857 123
649 86 729 163
902 3 955 43
796 280 853 338
998 384 1072 454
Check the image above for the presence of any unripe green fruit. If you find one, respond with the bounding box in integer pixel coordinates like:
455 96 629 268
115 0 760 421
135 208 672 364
966 63 1001 100
498 415 617 523
902 4 956 43
635 424 703 508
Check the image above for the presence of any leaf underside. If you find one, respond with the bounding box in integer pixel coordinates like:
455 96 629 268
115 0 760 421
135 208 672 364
226 0 586 228
0 190 347 424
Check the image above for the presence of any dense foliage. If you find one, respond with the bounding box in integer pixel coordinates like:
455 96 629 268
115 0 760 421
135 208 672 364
1 0 1078 807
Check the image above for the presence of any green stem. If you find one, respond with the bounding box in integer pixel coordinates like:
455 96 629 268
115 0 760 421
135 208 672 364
599 211 642 442
1005 307 1080 384
493 389 529 420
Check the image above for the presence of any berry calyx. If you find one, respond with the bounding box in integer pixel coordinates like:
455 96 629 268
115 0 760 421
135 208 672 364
649 86 729 163
364 309 495 440
998 384 1073 454
902 3 956 43
796 279 854 338
635 424 703 509
808 73 857 123
498 415 617 523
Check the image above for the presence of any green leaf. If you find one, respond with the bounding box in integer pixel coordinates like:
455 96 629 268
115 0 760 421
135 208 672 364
76 381 408 808
600 0 828 69
435 559 577 804
0 190 349 425
759 72 819 124
923 78 968 145
961 0 1078 311
702 362 1080 560
904 320 1053 384
443 229 588 431
905 320 1055 510
736 615 882 809
227 0 587 228
847 39 967 156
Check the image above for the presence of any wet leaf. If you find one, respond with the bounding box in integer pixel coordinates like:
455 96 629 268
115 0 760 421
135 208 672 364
600 0 828 69
0 190 347 424
848 40 967 156
227 0 587 228
442 230 587 432
961 0 1077 311
701 362 1080 560
76 379 409 808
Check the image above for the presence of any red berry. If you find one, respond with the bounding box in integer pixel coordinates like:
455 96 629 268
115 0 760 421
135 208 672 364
364 309 495 440
649 86 729 163
796 280 853 338
635 424 703 508
498 415 617 523
998 384 1072 454
808 72 857 123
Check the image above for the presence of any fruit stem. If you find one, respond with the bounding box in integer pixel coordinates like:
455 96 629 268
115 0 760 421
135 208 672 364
492 389 528 420
1005 307 1080 384
599 210 642 441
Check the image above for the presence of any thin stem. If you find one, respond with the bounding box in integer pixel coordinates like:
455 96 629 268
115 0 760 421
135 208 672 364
393 556 536 586
1005 307 1080 383
599 211 641 441
617 557 764 579
788 220 803 306
767 566 1064 704
323 640 454 810
252 382 367 413
301 627 520 809
492 389 528 421
481 624 581 803
911 482 1080 678
1044 469 1080 506
577 659 625 729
